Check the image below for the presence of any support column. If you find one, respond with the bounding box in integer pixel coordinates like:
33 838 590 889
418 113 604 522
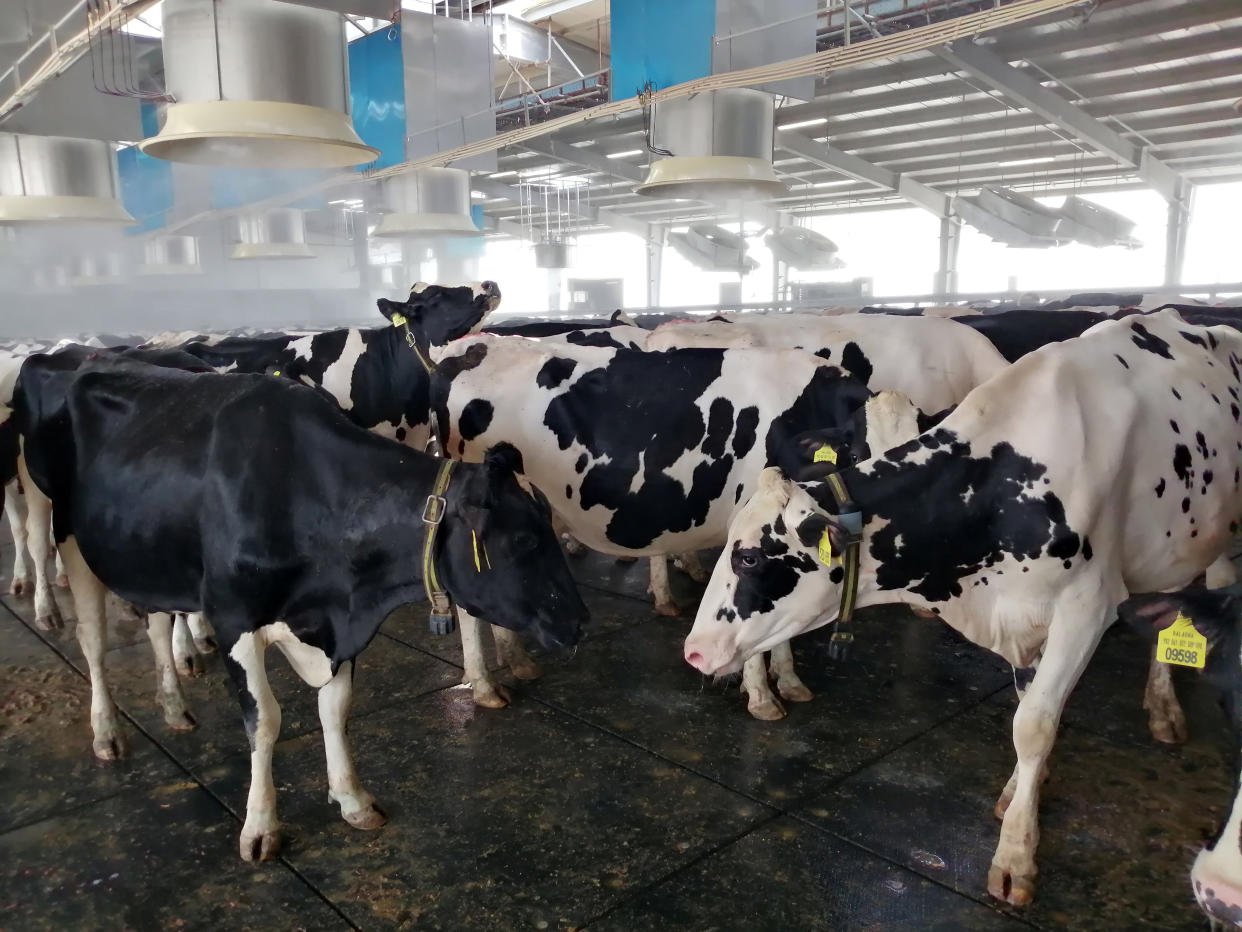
646 234 663 310
935 216 960 298
1164 181 1193 289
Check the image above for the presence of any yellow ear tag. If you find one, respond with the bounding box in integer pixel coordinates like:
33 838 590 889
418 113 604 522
813 445 838 465
817 529 834 566
1157 611 1207 669
472 531 483 573
391 312 408 327
271 369 281 377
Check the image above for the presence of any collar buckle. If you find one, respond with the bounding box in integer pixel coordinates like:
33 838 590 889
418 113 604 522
422 493 447 526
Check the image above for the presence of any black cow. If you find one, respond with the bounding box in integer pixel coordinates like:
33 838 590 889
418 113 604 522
1118 584 1242 926
951 310 1109 363
16 355 586 861
484 308 634 338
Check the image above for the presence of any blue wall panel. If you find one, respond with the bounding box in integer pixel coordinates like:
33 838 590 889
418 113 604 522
348 25 406 171
610 0 715 101
117 109 173 234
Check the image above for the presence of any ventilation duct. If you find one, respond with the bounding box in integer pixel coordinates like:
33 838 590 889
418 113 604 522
231 208 316 259
139 235 205 275
72 252 127 287
372 168 480 238
953 186 1061 249
0 134 135 224
669 223 759 273
1056 195 1141 249
140 0 378 169
766 226 843 270
636 89 786 202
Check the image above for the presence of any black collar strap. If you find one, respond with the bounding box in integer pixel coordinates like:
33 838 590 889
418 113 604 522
390 312 445 456
822 471 864 660
422 458 457 635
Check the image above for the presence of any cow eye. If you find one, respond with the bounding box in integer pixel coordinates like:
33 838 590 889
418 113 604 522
738 553 759 569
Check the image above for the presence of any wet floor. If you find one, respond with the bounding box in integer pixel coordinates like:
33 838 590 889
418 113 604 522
0 531 1232 930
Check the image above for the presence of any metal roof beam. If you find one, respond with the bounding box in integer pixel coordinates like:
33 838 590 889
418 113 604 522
778 130 949 216
520 138 645 184
934 39 1189 203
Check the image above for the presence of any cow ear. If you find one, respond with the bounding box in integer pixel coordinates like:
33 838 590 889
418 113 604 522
484 442 524 479
795 512 846 556
1119 590 1236 642
377 297 414 326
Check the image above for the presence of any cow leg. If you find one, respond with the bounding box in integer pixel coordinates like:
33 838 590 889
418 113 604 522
741 653 785 720
995 658 1046 820
53 545 67 589
18 459 62 631
770 641 813 703
648 556 679 617
172 613 207 678
5 482 29 596
59 536 127 759
491 626 541 681
459 609 510 709
671 550 710 584
186 612 217 653
146 612 197 730
988 596 1110 906
221 629 283 862
1144 652 1188 744
318 659 386 831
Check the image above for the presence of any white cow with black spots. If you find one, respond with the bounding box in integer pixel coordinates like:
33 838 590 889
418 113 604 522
685 308 1242 905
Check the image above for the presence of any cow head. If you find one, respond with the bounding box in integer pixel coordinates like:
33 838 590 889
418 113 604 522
440 442 587 649
1118 584 1242 927
684 467 850 675
377 281 501 348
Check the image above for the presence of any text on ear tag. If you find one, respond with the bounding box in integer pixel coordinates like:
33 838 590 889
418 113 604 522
391 312 408 327
813 445 837 465
1157 611 1207 669
818 529 834 566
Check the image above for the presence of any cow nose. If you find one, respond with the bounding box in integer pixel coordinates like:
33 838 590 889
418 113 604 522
1193 858 1242 927
685 650 708 671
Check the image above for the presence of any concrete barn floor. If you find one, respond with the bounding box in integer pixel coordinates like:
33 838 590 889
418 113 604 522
0 528 1234 932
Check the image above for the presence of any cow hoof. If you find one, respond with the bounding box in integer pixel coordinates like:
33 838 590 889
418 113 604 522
507 656 543 681
778 683 814 703
54 574 69 589
175 652 207 679
239 827 282 862
653 602 681 618
471 682 511 709
35 602 64 632
1148 711 1189 745
987 864 1035 906
92 732 130 761
343 803 388 831
746 697 787 721
165 709 198 732
9 577 29 597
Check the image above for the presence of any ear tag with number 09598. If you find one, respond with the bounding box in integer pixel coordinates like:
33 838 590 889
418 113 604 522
1156 611 1206 669
813 446 837 465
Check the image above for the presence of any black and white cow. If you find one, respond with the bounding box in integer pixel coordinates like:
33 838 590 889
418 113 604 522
483 308 636 338
684 309 1242 905
951 309 1110 363
429 333 872 716
644 312 1007 412
175 281 500 451
16 354 586 860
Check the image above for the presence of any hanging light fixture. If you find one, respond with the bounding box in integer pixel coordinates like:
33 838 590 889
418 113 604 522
636 88 787 203
139 0 378 169
138 235 205 275
372 168 480 238
669 223 759 272
0 133 135 224
766 226 843 270
1057 195 1141 248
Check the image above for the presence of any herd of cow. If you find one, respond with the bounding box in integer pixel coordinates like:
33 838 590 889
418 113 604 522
3 284 1242 924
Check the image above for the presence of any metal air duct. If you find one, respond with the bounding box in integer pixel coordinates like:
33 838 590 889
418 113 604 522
0 133 135 224
139 235 205 275
139 0 378 169
766 226 843 270
231 208 316 259
372 168 480 238
636 88 787 203
1057 195 1141 249
669 222 759 272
